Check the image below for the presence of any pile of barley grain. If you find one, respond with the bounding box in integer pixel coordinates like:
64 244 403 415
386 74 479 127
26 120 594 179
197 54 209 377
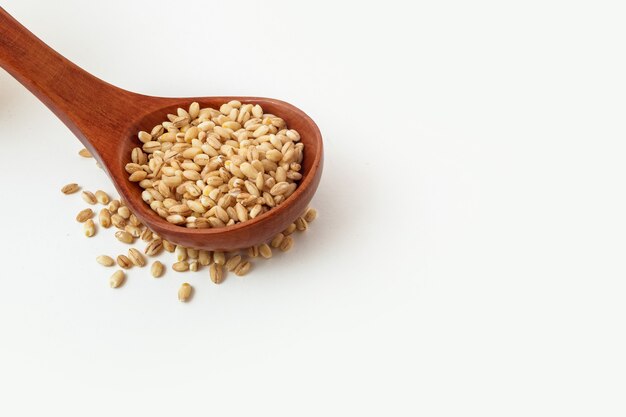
128 101 304 228
62 148 316 303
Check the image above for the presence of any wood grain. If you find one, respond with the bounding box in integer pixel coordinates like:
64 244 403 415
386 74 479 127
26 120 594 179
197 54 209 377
0 7 323 250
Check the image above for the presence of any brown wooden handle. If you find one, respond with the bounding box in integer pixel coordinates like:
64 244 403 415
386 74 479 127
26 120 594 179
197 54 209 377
0 7 138 151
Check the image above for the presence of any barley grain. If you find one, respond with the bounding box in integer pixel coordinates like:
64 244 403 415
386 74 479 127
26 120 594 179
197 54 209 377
225 255 242 271
209 263 224 284
125 225 142 238
304 208 317 222
110 270 125 288
61 183 80 194
176 245 188 261
140 228 153 241
99 208 112 228
279 235 294 252
95 190 110 205
76 208 94 223
247 246 259 257
138 131 152 143
78 148 92 158
145 239 164 256
151 261 164 278
173 261 189 272
128 248 146 267
84 219 96 237
163 240 176 252
130 102 304 230
96 255 115 267
213 251 226 265
198 250 211 266
115 231 134 244
82 191 97 205
270 233 285 248
258 243 272 259
108 200 121 213
234 261 251 276
283 223 297 235
295 217 308 231
178 283 192 302
111 214 126 229
117 255 133 269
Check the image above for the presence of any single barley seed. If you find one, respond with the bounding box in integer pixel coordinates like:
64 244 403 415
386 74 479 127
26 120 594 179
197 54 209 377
118 206 131 219
283 223 297 235
234 261 251 276
84 219 96 237
279 235 294 252
176 245 188 261
162 240 176 252
99 209 112 228
145 239 164 256
178 283 192 302
95 190 110 205
115 231 134 244
189 261 199 272
198 250 211 266
304 208 317 222
295 217 308 231
225 255 242 271
258 243 272 259
213 251 226 265
117 255 133 269
82 191 97 205
96 255 115 267
173 261 189 272
108 200 121 213
111 214 126 229
247 246 259 258
270 233 285 248
151 261 164 278
110 270 125 288
78 148 92 158
61 183 80 194
128 248 146 267
76 208 94 223
209 263 224 284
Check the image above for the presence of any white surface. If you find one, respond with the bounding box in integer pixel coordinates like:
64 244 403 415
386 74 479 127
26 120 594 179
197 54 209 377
1 0 625 415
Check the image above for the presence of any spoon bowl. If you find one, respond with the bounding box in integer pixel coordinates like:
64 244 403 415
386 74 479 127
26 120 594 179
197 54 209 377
116 97 323 250
0 8 323 251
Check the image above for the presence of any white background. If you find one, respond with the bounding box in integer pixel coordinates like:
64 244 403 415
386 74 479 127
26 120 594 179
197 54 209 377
1 0 625 415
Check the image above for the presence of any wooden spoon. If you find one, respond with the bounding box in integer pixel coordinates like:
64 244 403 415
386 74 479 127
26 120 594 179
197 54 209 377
0 8 323 251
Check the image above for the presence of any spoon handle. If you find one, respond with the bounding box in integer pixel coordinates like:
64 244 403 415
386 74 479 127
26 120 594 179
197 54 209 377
0 7 138 151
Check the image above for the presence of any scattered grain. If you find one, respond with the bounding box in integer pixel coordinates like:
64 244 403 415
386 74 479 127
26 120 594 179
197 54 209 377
209 263 224 284
76 208 94 223
61 183 80 194
95 190 110 205
110 270 125 288
128 248 146 267
151 261 164 278
96 255 115 267
115 231 134 244
84 219 96 237
81 191 97 205
173 261 189 272
258 243 272 259
117 254 133 269
178 283 192 302
78 148 92 158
